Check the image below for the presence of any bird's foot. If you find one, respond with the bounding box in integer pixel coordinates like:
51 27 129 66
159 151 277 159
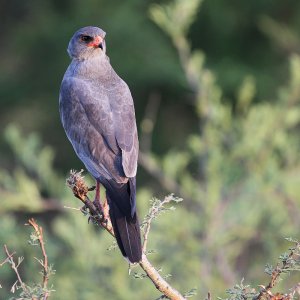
92 198 110 225
81 204 95 224
80 204 88 215
93 198 103 214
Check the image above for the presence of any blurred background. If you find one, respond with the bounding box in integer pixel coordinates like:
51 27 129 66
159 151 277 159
1 0 300 299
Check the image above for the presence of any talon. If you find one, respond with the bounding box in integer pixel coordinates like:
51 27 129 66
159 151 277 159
80 205 88 214
93 199 103 214
88 185 96 191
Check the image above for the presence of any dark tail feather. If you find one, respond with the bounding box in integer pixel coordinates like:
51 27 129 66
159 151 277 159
109 201 142 263
104 179 142 263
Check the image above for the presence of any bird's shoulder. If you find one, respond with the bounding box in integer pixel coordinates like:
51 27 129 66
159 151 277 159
60 76 89 99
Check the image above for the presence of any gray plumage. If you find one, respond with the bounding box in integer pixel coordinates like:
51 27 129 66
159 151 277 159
59 26 142 263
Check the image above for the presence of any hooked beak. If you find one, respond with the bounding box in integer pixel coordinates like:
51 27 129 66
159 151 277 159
88 35 104 49
98 39 106 52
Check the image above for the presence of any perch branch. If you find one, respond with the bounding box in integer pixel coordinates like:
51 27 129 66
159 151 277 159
66 170 186 300
140 254 185 300
66 170 114 237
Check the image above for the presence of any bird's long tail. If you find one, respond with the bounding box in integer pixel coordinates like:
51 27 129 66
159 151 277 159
104 178 142 263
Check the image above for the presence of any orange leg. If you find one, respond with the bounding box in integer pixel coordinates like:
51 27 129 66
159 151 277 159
102 197 109 220
93 181 103 211
95 181 101 202
93 181 109 221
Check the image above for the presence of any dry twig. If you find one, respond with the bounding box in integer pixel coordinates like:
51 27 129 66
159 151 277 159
2 220 54 299
3 244 27 292
27 218 49 289
256 241 300 300
66 170 186 300
141 195 180 253
0 248 16 267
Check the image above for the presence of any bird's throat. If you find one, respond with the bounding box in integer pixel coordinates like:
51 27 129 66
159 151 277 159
71 55 111 80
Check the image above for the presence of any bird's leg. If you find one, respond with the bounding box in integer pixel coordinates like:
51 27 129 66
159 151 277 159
102 197 110 223
94 181 101 202
90 181 110 225
93 181 104 215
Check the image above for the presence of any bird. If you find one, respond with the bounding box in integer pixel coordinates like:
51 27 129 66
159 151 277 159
59 26 142 263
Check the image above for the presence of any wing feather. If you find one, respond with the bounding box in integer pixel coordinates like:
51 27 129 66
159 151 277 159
108 80 139 177
59 78 126 182
59 75 138 181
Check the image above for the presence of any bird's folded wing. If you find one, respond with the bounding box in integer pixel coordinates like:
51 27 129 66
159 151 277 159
59 77 127 182
108 80 139 178
59 77 138 181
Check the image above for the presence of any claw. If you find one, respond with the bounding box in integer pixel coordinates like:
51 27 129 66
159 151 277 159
88 185 96 191
80 205 88 215
93 199 103 213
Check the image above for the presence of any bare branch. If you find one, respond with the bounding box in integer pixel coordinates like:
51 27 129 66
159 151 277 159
27 218 49 290
66 170 114 237
3 244 27 292
255 241 300 300
141 195 182 253
2 221 55 298
0 250 16 267
66 170 186 300
140 254 186 300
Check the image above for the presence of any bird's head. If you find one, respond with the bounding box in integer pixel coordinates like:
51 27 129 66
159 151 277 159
67 26 106 60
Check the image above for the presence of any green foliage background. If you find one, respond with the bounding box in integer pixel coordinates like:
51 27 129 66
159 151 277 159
1 0 300 299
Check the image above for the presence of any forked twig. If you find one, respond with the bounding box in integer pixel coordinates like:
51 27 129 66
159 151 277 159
3 244 26 292
2 220 53 299
142 195 181 253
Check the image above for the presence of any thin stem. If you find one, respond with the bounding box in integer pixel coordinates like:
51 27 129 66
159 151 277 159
4 245 27 292
28 218 49 289
255 242 300 300
0 250 15 267
142 195 176 253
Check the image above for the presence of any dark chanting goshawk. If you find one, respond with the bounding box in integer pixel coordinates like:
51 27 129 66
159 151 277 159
59 26 142 263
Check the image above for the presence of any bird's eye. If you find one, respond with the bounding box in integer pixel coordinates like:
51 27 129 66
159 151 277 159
81 35 93 42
